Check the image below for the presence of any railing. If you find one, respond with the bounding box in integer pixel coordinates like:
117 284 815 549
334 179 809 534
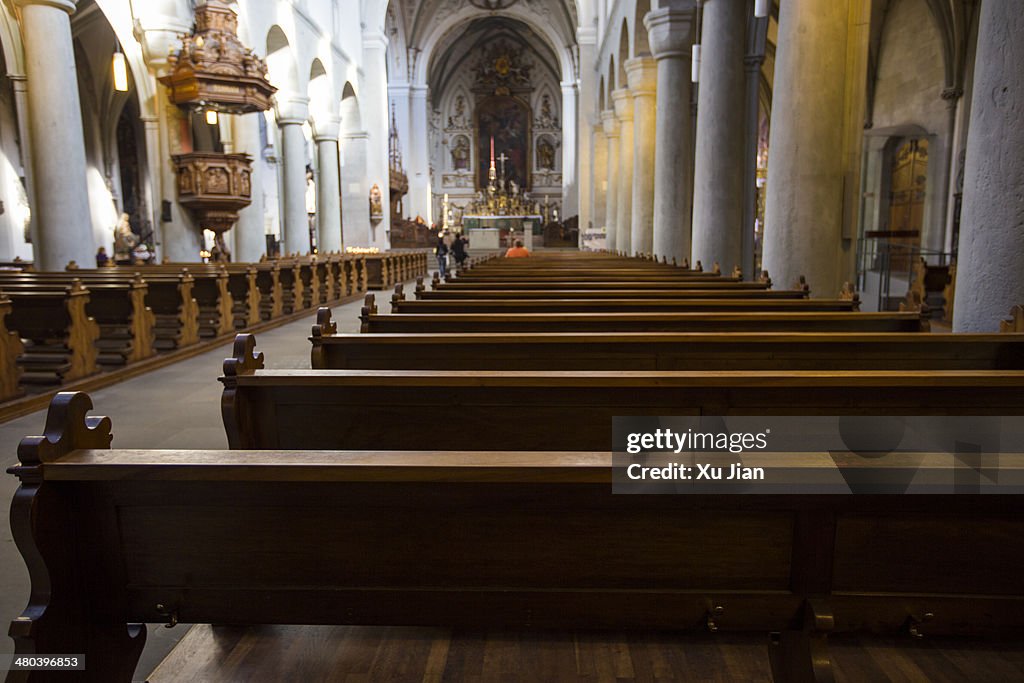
857 238 954 311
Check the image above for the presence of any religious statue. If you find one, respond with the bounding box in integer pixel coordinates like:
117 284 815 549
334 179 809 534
537 138 556 170
537 94 558 128
451 136 471 170
113 213 138 262
369 183 384 220
447 95 468 129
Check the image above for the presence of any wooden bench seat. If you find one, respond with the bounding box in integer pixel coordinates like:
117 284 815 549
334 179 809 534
58 270 198 350
415 286 811 300
223 334 1021 451
94 266 232 339
390 295 859 314
358 302 926 334
431 277 773 291
311 316 1024 372
2 281 100 384
9 392 1024 682
0 274 156 366
158 264 260 328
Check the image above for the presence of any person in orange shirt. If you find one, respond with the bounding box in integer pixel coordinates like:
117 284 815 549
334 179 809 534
505 240 530 258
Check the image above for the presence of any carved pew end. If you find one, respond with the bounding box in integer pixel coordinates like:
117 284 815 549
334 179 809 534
312 307 337 338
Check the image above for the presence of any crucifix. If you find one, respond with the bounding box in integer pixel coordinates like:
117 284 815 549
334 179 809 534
496 152 509 181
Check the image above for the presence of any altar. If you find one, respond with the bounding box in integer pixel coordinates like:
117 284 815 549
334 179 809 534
463 215 543 250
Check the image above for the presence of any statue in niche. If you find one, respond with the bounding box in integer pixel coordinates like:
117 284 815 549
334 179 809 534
447 95 468 129
451 136 471 171
537 138 556 170
537 94 558 128
113 212 138 262
369 183 384 220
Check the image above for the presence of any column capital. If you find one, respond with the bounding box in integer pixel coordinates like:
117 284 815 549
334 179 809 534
275 93 310 125
624 56 658 96
601 109 620 137
14 0 76 12
645 7 696 60
313 114 341 142
611 89 634 121
362 30 388 51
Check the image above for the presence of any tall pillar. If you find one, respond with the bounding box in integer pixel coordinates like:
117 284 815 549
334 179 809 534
612 89 634 254
407 85 431 221
691 0 747 273
16 0 94 270
646 7 695 265
591 125 608 244
233 113 267 262
601 110 620 252
276 95 310 255
361 31 392 247
314 116 343 253
741 53 765 280
625 57 657 257
577 26 597 243
560 80 579 219
762 0 850 296
953 3 1024 332
341 131 371 248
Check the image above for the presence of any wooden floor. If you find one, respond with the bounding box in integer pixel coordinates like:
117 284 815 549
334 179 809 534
148 624 1024 682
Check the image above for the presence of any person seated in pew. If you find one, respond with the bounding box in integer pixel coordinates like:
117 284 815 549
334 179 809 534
94 246 109 268
505 240 530 258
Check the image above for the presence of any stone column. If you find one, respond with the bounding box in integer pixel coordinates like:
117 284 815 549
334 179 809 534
761 0 850 297
560 80 579 219
577 26 597 243
591 125 608 245
601 110 620 252
16 0 94 270
691 0 747 273
407 85 431 221
646 6 695 264
362 30 392 247
276 95 310 255
612 89 634 254
314 116 343 253
625 57 658 257
341 131 371 248
741 53 765 280
953 3 1024 332
233 113 267 262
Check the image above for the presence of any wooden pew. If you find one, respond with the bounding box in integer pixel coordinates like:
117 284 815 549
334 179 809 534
390 293 859 314
160 264 260 329
2 280 100 384
224 334 1021 451
416 286 812 300
358 296 927 333
100 266 232 339
0 273 156 366
0 291 23 401
430 275 774 291
312 310 1024 372
10 392 1024 682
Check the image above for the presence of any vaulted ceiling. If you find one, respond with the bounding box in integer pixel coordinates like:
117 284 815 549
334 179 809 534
390 0 578 53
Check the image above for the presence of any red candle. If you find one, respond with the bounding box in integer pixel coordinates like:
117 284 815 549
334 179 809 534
490 136 495 164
